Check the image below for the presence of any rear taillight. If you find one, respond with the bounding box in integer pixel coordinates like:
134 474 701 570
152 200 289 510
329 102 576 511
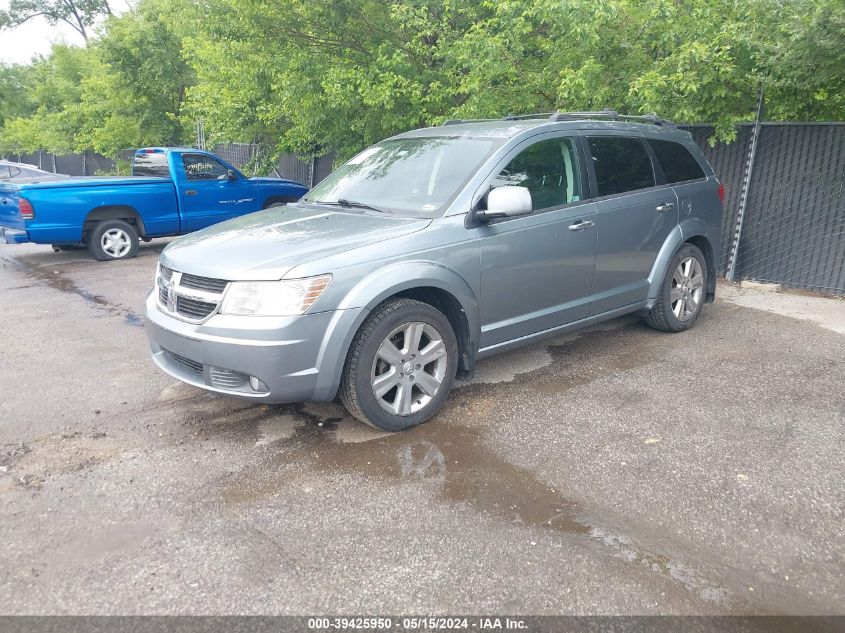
717 182 725 204
19 198 34 220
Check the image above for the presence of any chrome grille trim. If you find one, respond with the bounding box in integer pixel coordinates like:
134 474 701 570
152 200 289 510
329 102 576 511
156 264 228 323
181 273 228 293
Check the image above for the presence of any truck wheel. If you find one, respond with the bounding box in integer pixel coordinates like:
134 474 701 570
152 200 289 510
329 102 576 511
87 220 140 261
645 243 708 332
340 298 458 432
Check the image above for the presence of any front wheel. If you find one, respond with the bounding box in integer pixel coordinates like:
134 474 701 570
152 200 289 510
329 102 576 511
87 219 140 261
340 298 458 431
646 243 708 332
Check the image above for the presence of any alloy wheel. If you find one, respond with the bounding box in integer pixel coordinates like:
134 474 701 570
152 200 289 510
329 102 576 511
671 256 704 321
370 321 448 416
101 228 132 258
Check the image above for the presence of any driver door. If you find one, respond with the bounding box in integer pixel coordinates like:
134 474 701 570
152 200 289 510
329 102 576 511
178 153 259 231
477 135 597 351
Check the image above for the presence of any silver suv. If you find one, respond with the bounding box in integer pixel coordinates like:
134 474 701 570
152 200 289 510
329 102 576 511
145 111 723 431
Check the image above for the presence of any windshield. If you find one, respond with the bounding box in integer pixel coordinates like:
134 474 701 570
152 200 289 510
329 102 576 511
302 136 501 217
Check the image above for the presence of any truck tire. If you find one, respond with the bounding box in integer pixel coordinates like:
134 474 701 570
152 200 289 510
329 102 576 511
340 298 458 431
645 243 708 332
87 219 140 261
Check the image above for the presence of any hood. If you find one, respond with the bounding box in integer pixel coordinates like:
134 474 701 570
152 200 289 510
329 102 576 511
250 176 307 188
161 205 431 280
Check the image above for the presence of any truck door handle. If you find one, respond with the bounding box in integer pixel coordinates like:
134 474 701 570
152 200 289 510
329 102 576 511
656 202 674 212
568 219 595 231
185 189 198 196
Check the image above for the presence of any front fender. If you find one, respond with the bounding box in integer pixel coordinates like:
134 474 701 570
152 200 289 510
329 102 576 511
337 260 480 336
311 262 481 400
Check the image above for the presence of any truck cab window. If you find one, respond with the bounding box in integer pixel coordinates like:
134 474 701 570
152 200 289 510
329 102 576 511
182 154 229 181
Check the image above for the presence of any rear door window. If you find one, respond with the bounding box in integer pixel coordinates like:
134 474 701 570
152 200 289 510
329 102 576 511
647 139 706 183
0 166 10 179
492 137 581 211
587 136 655 197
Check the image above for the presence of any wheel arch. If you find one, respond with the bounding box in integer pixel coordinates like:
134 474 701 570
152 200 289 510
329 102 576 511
648 221 716 304
683 234 716 302
334 263 481 381
83 205 146 238
262 195 301 209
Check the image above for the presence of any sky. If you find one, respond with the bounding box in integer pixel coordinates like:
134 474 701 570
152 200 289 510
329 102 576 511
0 1 130 65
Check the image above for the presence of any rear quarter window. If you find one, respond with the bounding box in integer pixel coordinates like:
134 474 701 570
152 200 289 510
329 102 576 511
587 136 655 197
133 152 170 177
647 139 706 183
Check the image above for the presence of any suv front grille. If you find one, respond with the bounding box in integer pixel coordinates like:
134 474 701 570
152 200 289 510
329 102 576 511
156 264 229 323
181 273 228 293
176 296 217 319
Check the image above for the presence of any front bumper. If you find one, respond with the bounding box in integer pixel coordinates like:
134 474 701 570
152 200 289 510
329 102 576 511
0 226 29 244
144 290 366 403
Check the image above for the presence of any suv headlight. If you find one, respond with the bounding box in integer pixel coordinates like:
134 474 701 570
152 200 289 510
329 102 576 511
219 274 332 316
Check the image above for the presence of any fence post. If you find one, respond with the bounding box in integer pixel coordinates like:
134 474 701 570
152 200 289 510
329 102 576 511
726 85 764 282
309 156 316 188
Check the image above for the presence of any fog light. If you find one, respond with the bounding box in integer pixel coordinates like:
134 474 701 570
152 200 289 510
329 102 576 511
249 376 268 393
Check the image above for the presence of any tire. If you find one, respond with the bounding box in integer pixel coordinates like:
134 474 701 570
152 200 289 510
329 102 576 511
340 298 458 431
262 196 299 209
646 243 708 332
87 219 140 261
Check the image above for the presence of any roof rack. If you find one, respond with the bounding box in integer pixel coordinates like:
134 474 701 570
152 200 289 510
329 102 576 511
442 109 675 127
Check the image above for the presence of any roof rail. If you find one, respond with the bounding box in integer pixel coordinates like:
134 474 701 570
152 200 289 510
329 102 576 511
441 110 674 127
549 109 675 126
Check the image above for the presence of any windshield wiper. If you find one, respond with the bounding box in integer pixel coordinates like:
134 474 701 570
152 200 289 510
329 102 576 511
315 198 390 214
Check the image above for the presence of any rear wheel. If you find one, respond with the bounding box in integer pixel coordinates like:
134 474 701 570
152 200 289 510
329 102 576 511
87 219 140 261
646 243 707 332
340 298 458 431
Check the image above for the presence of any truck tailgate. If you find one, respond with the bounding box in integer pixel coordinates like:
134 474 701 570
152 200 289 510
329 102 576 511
0 186 25 230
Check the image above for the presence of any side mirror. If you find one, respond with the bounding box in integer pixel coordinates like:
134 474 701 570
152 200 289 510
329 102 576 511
476 186 533 221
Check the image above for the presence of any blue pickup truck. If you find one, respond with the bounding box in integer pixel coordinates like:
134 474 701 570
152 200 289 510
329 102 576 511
0 147 308 260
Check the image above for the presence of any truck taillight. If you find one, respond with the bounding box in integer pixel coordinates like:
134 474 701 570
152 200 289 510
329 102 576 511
19 198 34 220
717 182 725 204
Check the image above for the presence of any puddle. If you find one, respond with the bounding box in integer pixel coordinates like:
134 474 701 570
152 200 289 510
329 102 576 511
210 402 731 610
1 255 144 327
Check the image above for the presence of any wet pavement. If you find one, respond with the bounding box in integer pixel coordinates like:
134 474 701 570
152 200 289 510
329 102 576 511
0 242 843 615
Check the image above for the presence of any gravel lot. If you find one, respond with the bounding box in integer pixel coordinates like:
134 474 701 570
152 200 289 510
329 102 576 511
0 241 842 615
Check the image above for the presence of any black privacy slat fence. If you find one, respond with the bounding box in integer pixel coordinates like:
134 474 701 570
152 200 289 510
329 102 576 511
683 123 845 295
4 123 845 295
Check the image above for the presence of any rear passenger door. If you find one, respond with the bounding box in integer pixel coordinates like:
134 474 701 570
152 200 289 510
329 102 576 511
584 134 678 314
646 137 713 228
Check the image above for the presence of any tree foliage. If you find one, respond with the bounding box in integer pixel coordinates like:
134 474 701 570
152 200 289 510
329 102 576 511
0 0 843 164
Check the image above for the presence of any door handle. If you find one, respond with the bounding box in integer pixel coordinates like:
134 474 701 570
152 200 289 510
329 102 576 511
568 219 595 231
185 189 198 196
656 202 675 212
